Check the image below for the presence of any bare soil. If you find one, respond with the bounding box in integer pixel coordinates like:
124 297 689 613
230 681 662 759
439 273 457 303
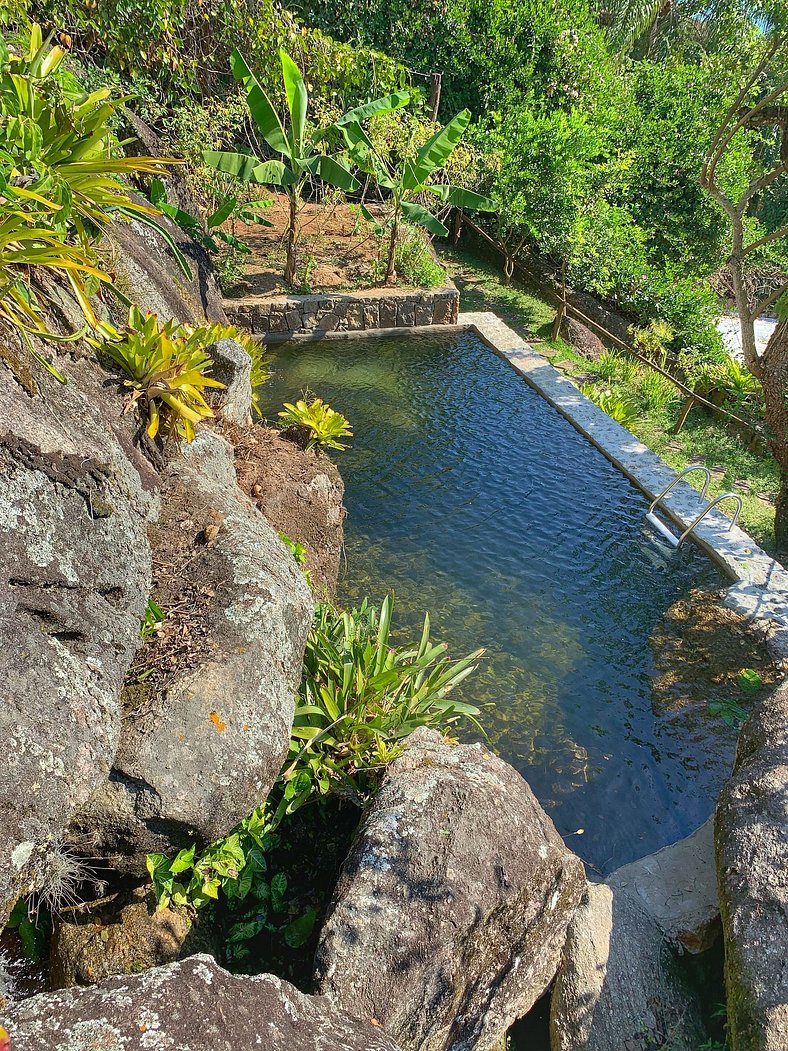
229 422 345 598
123 466 228 707
224 192 409 298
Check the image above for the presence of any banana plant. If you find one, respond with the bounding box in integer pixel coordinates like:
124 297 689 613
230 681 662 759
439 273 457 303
149 177 273 255
203 49 409 286
340 109 495 284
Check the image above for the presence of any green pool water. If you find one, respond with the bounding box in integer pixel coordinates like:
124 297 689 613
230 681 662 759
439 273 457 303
265 329 746 873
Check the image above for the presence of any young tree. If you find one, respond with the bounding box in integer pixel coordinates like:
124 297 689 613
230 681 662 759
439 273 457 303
340 109 494 285
700 31 788 551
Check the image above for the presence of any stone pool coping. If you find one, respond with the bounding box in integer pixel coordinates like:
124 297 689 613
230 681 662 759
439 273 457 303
462 311 788 664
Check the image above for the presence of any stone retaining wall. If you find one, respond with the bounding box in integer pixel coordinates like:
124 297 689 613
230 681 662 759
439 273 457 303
224 285 459 338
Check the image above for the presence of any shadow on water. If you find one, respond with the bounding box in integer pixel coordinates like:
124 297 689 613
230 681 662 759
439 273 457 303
265 329 776 874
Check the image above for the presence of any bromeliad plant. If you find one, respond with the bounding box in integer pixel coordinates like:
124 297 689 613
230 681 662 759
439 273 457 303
283 595 485 806
278 397 352 451
95 306 263 442
339 108 495 284
203 49 409 286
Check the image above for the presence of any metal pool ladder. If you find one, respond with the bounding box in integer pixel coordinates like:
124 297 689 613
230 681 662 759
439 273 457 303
645 465 742 547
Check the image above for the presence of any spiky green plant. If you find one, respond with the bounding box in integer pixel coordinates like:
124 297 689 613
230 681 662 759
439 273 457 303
284 595 485 806
277 397 352 450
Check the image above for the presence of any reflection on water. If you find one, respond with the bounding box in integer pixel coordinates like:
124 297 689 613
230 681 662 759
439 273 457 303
265 330 773 872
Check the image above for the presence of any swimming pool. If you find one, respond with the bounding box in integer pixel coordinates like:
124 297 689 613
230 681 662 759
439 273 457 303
265 329 765 872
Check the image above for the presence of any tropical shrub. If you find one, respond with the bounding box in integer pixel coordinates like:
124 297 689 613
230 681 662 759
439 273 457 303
284 595 485 806
277 397 352 451
635 369 680 413
146 806 317 961
0 26 172 249
373 224 446 288
0 24 175 365
35 0 410 112
94 306 251 441
632 319 675 366
292 0 615 115
581 385 639 427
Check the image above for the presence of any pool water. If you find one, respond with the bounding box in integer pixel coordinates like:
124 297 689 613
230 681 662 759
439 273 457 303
265 329 754 872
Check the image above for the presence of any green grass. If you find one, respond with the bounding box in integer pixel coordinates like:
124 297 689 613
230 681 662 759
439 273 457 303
442 244 555 341
439 244 780 553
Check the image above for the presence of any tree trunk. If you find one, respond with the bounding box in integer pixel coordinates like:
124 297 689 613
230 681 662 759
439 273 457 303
284 191 298 287
385 214 399 286
551 258 568 341
761 321 788 553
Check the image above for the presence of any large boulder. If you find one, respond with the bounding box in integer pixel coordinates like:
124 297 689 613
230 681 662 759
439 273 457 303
0 357 156 924
550 883 706 1051
558 315 606 360
609 818 719 954
108 208 226 326
70 431 313 870
716 683 788 1051
4 953 403 1051
315 727 586 1051
232 425 346 597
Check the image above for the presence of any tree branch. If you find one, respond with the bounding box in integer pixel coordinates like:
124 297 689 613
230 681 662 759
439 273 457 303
703 34 785 184
743 222 788 258
752 279 788 321
739 162 788 214
707 79 788 188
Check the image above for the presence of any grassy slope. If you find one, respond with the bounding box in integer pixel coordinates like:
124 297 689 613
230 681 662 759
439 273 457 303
442 244 779 553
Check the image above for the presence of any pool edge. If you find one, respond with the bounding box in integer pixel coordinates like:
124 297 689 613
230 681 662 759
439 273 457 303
460 310 788 666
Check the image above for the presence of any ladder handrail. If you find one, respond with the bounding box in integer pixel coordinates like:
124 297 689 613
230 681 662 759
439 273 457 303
649 465 712 515
677 492 742 546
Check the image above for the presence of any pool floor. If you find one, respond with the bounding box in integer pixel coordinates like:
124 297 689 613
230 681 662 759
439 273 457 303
265 330 768 872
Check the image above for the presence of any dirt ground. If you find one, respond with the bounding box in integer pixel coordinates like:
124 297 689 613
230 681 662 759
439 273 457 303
230 422 346 598
224 192 410 298
225 192 385 296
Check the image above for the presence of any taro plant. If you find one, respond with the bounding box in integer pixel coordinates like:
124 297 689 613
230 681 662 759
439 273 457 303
277 397 352 451
339 108 494 284
146 805 317 961
282 595 486 807
203 49 409 285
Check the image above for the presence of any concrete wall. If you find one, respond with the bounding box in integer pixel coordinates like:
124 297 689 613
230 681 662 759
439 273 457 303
224 286 459 339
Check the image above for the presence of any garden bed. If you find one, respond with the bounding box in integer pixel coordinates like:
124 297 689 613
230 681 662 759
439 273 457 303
221 192 447 298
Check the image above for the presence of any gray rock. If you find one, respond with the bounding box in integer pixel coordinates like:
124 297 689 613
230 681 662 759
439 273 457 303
609 818 719 953
208 337 253 424
108 206 226 326
5 953 403 1050
0 360 156 922
379 298 398 328
315 727 586 1051
716 683 788 1051
396 300 416 327
550 883 707 1051
72 431 313 869
559 316 606 360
